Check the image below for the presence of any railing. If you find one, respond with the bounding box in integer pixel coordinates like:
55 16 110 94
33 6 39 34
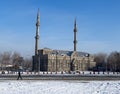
0 71 120 76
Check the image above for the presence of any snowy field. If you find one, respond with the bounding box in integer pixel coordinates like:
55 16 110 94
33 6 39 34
0 80 120 94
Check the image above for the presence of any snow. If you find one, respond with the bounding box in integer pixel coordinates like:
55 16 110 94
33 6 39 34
0 80 120 94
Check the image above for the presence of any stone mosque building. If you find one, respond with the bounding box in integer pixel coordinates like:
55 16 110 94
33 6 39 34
32 11 96 72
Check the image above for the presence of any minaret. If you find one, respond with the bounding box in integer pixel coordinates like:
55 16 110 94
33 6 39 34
35 10 40 55
73 18 77 51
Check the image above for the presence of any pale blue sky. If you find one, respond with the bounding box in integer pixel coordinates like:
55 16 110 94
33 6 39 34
0 0 120 57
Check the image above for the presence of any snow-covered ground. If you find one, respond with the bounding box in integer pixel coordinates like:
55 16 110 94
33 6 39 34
0 80 120 94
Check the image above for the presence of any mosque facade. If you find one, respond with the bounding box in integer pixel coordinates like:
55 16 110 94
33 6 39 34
32 11 96 72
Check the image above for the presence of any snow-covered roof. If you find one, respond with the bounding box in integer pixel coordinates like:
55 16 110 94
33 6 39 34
51 50 89 57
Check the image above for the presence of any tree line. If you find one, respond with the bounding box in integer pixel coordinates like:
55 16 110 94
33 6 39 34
0 51 32 72
0 51 120 72
94 51 120 72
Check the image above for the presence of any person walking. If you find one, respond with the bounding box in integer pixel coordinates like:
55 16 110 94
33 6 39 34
17 71 22 80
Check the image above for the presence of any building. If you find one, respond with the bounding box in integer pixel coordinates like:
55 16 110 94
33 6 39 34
32 11 96 72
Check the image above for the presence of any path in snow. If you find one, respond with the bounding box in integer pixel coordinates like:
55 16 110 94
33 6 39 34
0 80 120 94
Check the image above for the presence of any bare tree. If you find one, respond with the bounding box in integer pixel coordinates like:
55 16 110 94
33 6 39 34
2 52 11 67
0 51 33 72
12 52 21 64
23 57 32 71
11 52 24 70
107 51 120 72
94 53 107 71
0 53 2 70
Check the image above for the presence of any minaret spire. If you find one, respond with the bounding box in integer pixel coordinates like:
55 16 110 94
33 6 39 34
35 9 40 55
73 18 77 51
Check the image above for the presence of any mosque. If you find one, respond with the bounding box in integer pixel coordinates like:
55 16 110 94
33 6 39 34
32 11 96 72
